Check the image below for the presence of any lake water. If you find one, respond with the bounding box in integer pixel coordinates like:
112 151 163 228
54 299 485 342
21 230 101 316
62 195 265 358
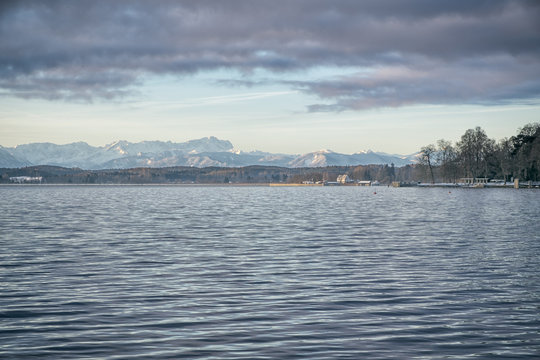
1 185 539 359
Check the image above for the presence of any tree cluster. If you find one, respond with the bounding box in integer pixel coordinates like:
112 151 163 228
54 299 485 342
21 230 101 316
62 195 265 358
419 123 540 183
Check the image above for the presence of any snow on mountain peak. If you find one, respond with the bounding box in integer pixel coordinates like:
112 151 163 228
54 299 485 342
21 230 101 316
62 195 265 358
1 137 416 169
353 149 379 156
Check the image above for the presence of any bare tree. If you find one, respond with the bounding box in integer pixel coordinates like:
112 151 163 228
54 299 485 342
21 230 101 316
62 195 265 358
495 138 514 183
436 139 457 182
420 144 437 183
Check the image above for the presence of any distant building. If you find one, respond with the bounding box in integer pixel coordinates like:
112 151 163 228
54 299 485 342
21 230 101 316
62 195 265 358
325 181 340 186
9 176 43 184
357 180 371 186
337 174 353 184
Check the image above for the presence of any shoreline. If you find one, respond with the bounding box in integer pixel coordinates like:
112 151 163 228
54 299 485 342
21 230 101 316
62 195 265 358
1 182 538 189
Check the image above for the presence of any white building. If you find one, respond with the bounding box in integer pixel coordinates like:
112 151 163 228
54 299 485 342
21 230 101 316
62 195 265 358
337 174 352 184
9 176 43 184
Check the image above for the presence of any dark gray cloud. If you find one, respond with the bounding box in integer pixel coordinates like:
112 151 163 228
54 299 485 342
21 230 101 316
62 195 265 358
290 55 540 111
1 0 539 108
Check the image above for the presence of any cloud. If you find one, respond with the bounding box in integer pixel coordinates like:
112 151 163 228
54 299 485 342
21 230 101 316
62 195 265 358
291 55 540 110
1 0 539 108
132 91 297 111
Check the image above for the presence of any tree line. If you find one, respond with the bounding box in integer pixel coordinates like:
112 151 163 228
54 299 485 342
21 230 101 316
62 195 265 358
1 164 416 185
419 123 540 183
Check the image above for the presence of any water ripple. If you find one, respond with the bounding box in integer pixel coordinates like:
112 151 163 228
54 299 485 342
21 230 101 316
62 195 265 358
1 186 539 359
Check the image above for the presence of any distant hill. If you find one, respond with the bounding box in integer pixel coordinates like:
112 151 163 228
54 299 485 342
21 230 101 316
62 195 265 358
0 137 418 169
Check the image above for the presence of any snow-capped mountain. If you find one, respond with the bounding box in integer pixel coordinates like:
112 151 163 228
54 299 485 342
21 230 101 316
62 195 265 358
288 149 415 168
0 146 29 168
103 137 233 156
9 141 105 169
0 137 418 169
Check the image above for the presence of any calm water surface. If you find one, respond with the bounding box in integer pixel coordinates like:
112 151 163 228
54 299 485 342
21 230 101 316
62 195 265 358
1 186 539 359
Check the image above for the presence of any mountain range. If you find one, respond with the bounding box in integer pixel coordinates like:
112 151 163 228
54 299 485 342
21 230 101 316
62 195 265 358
0 137 418 169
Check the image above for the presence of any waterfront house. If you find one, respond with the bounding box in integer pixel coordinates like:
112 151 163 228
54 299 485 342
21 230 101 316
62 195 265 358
337 174 352 184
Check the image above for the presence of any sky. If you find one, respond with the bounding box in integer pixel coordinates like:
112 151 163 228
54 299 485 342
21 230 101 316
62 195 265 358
1 0 539 155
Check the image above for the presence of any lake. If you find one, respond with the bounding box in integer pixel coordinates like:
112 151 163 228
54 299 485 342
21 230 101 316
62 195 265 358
1 185 539 359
